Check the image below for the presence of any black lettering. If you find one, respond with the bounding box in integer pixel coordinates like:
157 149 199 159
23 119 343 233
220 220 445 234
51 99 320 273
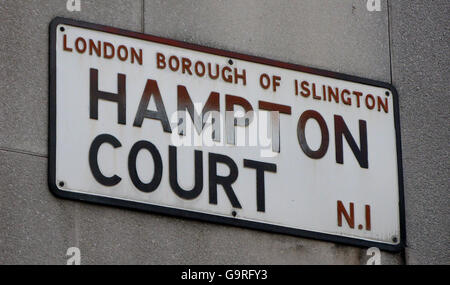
169 145 203 200
297 110 329 159
208 152 241 208
243 159 277 212
88 134 122 186
90 68 126 124
128 140 163 192
177 85 220 141
334 115 368 169
133 79 171 133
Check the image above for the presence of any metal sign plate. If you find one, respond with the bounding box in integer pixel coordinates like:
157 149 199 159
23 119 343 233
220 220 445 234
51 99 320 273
49 18 405 251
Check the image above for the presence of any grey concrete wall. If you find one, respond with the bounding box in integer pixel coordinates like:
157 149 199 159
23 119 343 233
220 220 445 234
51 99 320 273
389 0 450 265
0 0 447 264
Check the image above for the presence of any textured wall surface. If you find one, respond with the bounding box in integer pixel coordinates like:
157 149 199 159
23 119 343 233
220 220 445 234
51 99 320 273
0 0 447 264
389 0 450 264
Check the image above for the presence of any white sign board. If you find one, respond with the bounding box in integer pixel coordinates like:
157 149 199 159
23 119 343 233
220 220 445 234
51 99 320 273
49 18 405 250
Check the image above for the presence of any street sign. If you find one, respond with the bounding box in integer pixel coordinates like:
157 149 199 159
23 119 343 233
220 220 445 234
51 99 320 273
49 17 405 251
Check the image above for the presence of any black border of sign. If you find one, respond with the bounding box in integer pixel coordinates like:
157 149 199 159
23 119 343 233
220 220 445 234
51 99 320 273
48 17 406 252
